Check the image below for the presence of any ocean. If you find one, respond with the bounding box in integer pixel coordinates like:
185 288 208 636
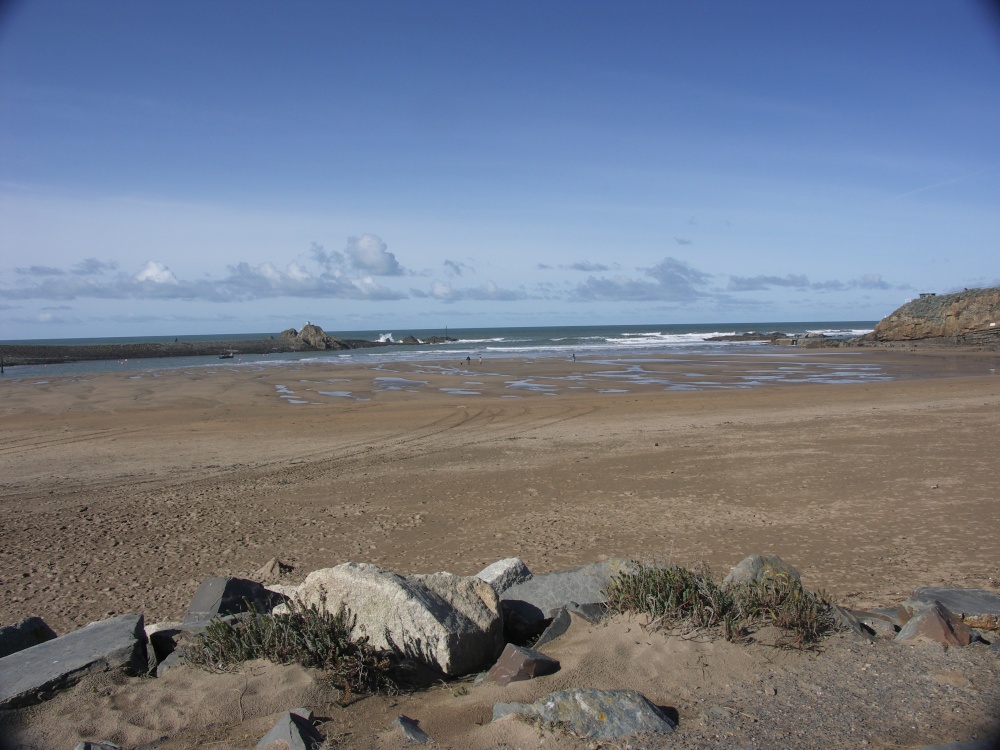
0 321 875 378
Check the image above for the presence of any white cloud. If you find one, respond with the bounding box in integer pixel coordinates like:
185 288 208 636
134 261 179 284
728 274 810 291
572 257 711 302
419 279 526 302
346 234 403 276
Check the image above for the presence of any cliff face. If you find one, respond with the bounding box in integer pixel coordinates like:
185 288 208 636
869 286 1000 341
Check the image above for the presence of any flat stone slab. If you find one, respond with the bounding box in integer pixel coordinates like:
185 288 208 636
831 605 874 642
493 688 676 739
484 643 560 686
0 616 57 659
184 576 285 626
0 614 146 709
905 588 1000 618
500 559 636 635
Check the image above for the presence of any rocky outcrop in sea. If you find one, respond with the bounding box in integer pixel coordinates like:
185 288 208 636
0 323 457 366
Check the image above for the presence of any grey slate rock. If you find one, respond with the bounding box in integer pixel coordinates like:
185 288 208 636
493 688 676 739
255 708 322 750
869 606 910 629
392 715 434 744
154 649 186 677
831 605 875 642
566 600 606 622
851 609 900 636
184 576 285 626
73 743 124 750
500 559 636 637
0 616 57 659
905 587 1000 617
990 639 1000 657
151 613 251 677
534 608 573 649
0 614 146 709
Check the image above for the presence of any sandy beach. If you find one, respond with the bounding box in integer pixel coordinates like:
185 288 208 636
1 348 999 748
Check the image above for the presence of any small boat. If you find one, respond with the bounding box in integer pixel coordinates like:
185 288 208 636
219 352 234 359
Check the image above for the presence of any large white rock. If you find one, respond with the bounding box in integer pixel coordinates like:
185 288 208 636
293 563 503 676
475 557 532 595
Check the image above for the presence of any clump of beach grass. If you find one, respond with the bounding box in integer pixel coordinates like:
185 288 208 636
187 597 395 698
604 563 835 648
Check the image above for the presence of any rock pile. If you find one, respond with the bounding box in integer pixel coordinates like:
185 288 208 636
2 553 998 748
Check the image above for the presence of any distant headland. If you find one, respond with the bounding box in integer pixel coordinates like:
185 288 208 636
0 323 456 367
807 285 1000 349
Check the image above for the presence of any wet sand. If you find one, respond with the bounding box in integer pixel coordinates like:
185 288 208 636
2 348 1000 749
1 348 997 633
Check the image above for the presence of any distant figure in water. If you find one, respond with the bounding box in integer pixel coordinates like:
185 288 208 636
572 352 576 361
466 356 471 364
478 356 482 365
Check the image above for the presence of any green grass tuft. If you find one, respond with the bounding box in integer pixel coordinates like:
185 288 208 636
604 564 835 648
187 597 395 697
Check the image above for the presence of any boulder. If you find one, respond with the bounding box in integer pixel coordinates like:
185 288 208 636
391 715 434 744
493 688 676 739
184 576 285 626
292 563 503 676
723 554 802 588
0 614 147 709
297 323 349 350
0 616 57 659
895 602 973 648
476 557 532 595
905 587 1000 630
278 324 349 351
500 559 636 638
483 644 559 686
255 708 323 750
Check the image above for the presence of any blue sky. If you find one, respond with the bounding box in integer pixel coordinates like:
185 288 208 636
1 1 998 339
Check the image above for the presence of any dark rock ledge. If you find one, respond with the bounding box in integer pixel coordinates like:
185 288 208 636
0 323 456 367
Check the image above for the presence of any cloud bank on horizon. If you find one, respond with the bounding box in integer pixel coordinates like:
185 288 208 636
1 2 998 338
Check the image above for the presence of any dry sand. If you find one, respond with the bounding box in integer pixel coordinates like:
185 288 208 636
1 349 998 748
